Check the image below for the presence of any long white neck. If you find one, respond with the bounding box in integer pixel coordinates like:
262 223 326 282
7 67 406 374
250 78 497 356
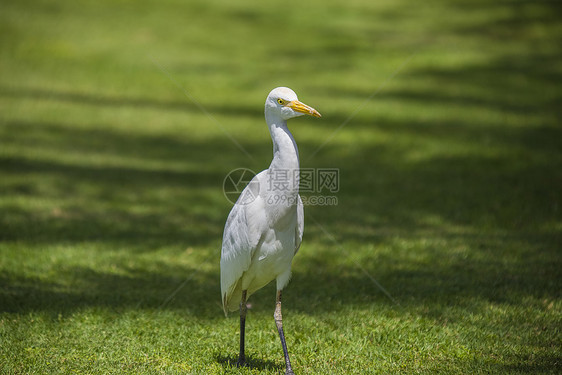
266 112 300 195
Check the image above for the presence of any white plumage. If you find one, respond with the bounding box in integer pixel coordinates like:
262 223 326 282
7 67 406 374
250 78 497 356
220 171 304 312
220 87 321 373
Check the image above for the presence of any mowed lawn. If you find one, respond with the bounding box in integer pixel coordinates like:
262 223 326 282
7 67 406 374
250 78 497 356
1 0 561 374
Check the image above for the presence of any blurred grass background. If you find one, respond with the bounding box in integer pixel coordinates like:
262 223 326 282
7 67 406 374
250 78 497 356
1 0 561 374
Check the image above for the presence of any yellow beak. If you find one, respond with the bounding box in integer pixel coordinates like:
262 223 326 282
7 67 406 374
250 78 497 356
288 100 322 118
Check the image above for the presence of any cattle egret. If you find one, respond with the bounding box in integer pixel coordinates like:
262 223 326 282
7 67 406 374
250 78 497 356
220 87 321 374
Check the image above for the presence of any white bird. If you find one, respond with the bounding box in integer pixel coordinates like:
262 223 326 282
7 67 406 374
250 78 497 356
220 87 321 374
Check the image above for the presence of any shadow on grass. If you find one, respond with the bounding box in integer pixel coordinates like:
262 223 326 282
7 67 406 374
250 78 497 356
1 227 559 318
214 353 281 373
0 265 218 316
0 86 262 121
497 353 562 374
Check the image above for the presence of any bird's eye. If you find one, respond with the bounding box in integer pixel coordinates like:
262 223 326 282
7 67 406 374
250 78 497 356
277 99 286 105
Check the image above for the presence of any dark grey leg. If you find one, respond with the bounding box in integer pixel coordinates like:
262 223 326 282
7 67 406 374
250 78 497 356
275 290 295 375
237 290 248 367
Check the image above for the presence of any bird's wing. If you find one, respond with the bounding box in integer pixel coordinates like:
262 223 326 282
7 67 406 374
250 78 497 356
294 194 304 254
220 172 266 314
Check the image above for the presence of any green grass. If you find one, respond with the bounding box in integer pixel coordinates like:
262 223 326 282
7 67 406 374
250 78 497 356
1 0 561 373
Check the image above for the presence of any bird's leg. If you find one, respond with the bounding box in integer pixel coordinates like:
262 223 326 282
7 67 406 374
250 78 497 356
274 290 295 375
237 290 248 367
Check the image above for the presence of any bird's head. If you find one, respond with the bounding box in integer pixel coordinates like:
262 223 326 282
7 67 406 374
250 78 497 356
265 87 321 121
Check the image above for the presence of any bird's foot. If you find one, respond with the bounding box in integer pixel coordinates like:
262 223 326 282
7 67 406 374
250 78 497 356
236 357 246 368
285 367 295 375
